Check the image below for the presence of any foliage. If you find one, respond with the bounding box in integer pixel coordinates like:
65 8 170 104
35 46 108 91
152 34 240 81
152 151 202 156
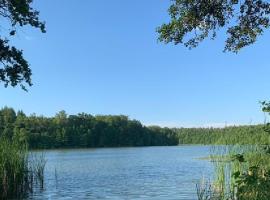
0 0 45 90
174 125 268 145
203 145 270 200
0 137 45 199
0 107 178 149
1 107 270 149
194 100 270 199
158 0 270 52
233 165 270 200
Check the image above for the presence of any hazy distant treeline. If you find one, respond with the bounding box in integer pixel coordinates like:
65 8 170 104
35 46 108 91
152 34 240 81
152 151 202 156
0 107 268 149
174 125 268 145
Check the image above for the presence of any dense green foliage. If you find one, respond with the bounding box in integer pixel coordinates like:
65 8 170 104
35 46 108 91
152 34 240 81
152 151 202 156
175 125 269 145
1 107 269 149
0 107 178 149
200 145 270 200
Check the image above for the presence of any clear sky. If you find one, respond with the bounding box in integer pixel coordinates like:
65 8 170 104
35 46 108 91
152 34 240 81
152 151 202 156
1 0 270 127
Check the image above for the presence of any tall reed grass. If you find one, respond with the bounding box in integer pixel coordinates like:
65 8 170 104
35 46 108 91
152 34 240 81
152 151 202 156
0 137 46 199
197 144 270 200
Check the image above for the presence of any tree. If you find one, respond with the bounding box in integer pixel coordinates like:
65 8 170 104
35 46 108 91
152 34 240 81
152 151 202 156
157 0 270 53
0 107 16 138
0 0 45 90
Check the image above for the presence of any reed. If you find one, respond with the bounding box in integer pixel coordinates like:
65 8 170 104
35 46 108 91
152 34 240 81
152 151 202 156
0 137 46 199
196 180 230 200
198 144 270 200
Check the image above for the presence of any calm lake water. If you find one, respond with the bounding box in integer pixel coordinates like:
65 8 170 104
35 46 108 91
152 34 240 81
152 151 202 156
30 146 214 200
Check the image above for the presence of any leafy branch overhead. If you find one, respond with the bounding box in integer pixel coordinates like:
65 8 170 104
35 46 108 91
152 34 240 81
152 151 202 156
0 0 45 90
157 0 270 52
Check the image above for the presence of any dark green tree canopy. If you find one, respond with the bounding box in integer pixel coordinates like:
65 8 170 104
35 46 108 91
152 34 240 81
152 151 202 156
157 0 270 52
0 0 45 90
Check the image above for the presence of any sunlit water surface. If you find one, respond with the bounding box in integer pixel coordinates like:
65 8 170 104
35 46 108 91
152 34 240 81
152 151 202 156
30 146 213 200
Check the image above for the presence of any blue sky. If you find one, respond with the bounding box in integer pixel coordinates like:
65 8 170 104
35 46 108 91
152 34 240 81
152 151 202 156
1 0 270 127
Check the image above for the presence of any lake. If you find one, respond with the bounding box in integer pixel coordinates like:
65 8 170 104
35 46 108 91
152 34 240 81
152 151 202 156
30 146 214 200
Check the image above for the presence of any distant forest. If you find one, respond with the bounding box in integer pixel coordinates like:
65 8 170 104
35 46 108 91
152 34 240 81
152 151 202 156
0 107 268 149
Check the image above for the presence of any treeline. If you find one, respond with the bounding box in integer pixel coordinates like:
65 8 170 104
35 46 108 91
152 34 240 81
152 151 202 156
0 107 178 149
174 125 269 145
0 107 269 149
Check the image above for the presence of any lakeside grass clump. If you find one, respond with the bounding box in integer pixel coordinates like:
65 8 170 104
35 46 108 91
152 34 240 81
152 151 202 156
197 145 270 200
0 137 46 199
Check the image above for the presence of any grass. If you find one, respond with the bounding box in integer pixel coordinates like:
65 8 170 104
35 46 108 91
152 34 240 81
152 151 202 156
197 144 270 200
0 137 46 199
